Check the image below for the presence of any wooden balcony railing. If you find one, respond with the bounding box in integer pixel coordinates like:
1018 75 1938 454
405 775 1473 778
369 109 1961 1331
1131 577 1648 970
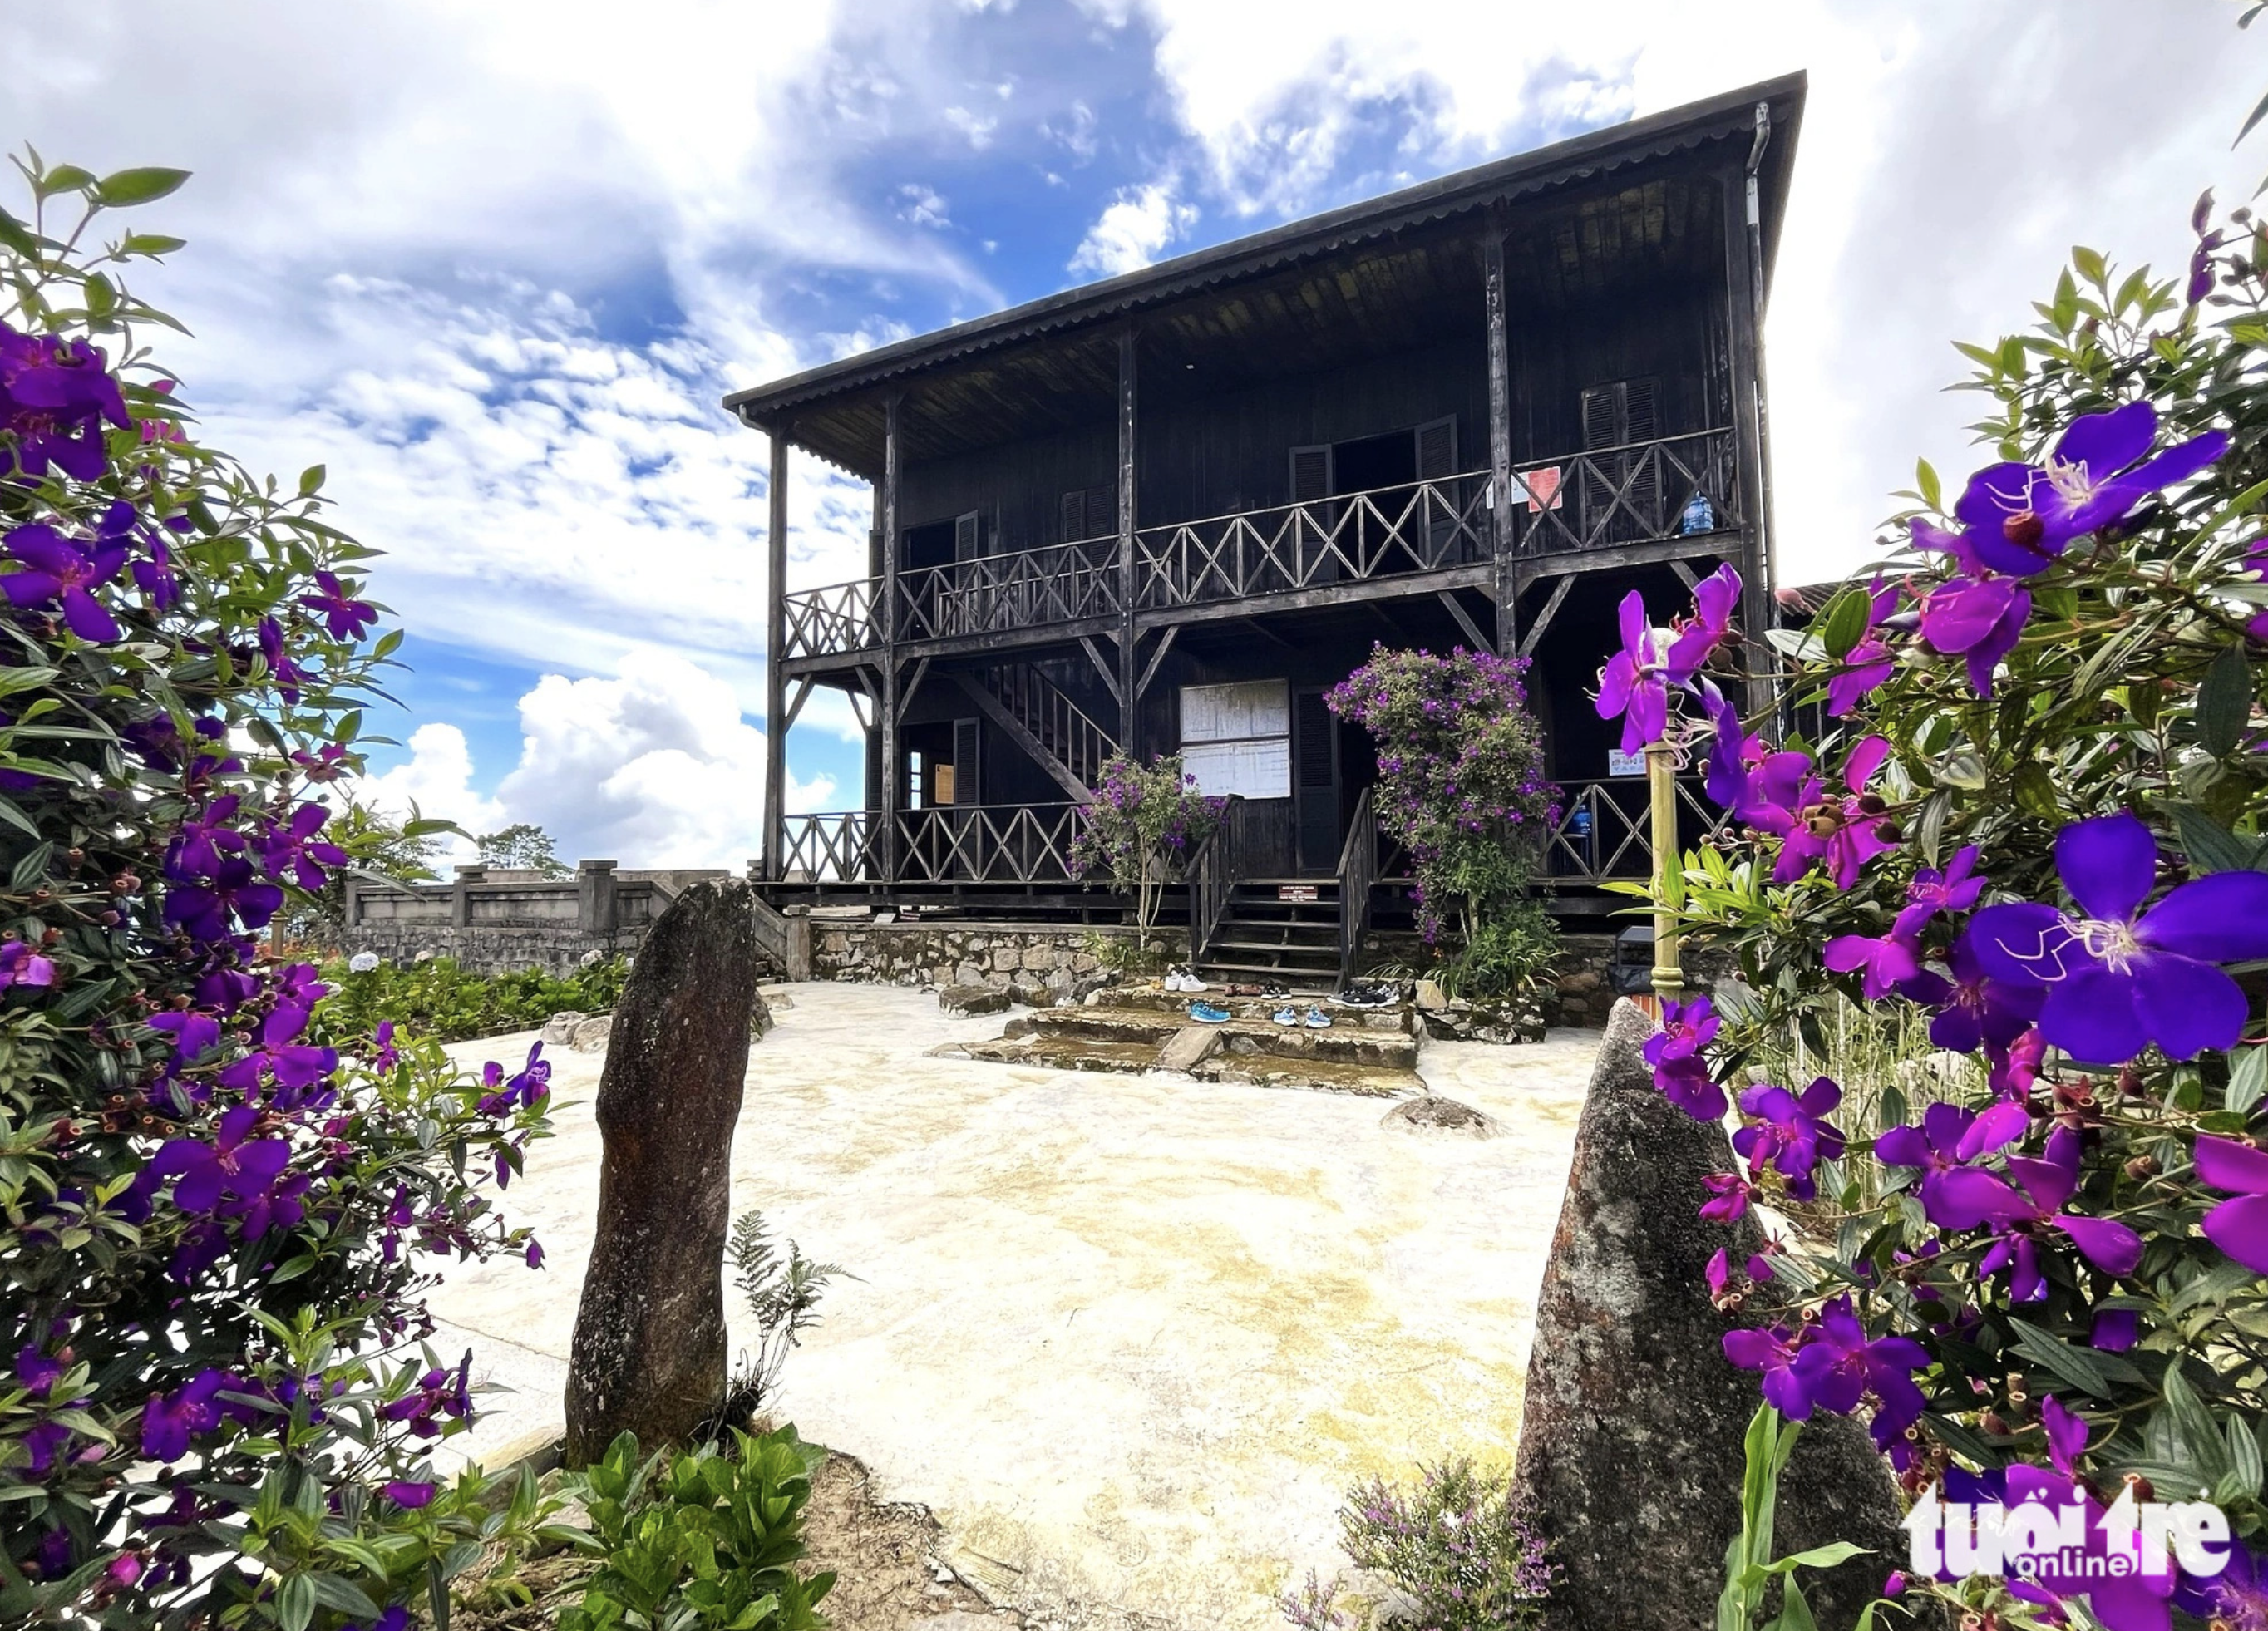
1510 428 1739 558
773 428 1743 661
1543 777 1728 885
779 811 880 882
893 802 1092 884
1134 471 1492 610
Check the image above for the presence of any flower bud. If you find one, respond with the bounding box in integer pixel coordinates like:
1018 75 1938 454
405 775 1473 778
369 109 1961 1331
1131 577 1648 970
2126 1155 2159 1180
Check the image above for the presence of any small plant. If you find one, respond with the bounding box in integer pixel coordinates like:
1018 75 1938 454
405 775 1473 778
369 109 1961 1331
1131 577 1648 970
714 1210 849 1431
313 953 631 1043
1714 1405 1876 1631
1324 1457 1554 1631
1279 1568 1356 1631
1068 751 1226 941
558 1427 836 1631
1084 928 1169 977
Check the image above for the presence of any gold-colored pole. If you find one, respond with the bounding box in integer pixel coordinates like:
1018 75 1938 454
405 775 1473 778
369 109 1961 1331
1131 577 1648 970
1647 738 1682 1003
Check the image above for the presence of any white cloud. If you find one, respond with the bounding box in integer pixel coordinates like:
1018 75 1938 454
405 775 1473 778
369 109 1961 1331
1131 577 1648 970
899 183 954 228
944 106 999 148
1068 179 1198 275
357 724 507 865
354 653 836 870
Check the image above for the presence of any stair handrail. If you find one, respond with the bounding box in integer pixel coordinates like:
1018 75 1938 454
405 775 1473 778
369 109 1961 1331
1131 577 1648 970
1334 784 1378 993
982 664 1120 786
1186 796 1241 962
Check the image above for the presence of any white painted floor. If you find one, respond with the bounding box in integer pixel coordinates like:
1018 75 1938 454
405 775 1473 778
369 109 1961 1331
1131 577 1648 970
424 983 1598 1630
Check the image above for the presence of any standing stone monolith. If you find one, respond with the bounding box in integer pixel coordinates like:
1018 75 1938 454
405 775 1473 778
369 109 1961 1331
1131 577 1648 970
1512 998 1906 1630
564 880 761 1466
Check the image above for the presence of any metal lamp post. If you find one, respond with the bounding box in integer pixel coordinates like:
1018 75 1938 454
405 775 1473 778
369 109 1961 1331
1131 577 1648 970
1647 738 1682 1003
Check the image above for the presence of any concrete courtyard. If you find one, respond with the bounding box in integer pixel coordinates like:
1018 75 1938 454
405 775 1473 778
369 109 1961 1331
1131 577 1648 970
425 983 1599 1630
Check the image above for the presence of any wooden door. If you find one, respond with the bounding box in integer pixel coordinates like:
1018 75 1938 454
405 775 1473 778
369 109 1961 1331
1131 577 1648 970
1293 689 1340 874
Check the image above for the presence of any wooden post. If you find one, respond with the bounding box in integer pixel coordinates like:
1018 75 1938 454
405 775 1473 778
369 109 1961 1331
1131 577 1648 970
1116 324 1139 759
1721 166 1773 718
1646 745 1681 1001
880 394 903 885
1483 215 1519 656
761 426 789 881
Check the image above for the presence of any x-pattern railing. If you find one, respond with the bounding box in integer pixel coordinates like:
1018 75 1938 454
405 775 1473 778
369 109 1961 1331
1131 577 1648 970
897 538 1120 645
781 577 879 662
779 811 879 882
1512 429 1738 558
1132 471 1492 611
894 802 1091 884
1544 777 1728 884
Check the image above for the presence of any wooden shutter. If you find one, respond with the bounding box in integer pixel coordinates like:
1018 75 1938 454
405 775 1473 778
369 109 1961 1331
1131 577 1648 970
954 510 981 561
1289 444 1333 503
1624 377 1659 525
1580 384 1621 451
953 718 981 806
1294 691 1339 872
1414 416 1457 481
1060 489 1086 544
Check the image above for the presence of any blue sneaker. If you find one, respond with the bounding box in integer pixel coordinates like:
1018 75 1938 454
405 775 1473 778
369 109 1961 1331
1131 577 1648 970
1189 1002 1231 1024
1272 1006 1299 1027
1304 1007 1332 1029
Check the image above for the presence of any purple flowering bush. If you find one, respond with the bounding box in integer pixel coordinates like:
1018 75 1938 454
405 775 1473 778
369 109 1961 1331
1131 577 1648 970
0 155 560 1624
1281 1458 1552 1631
1601 210 2268 1629
1327 644 1560 1000
1067 751 1225 949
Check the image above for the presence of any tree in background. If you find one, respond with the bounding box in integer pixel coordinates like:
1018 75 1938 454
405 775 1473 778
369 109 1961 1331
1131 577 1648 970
476 821 566 877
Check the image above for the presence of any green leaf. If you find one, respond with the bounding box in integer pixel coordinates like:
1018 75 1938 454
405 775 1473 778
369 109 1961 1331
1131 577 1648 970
2012 761 2060 820
2198 643 2253 757
2229 1046 2268 1116
2160 1362 2231 1487
2073 245 2109 288
2172 802 2265 874
1768 1574 1818 1631
37 164 96 198
1818 589 1871 660
276 1570 317 1631
92 166 191 207
305 1574 382 1620
298 464 327 498
7 840 53 893
1915 458 1944 514
2008 1318 2127 1397
120 231 186 258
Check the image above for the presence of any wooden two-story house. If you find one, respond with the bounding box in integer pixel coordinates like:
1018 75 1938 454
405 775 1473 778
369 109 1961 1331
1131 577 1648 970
727 74 1802 983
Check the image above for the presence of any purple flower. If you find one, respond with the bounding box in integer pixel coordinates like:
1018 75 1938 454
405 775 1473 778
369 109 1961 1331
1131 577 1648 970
1826 579 1897 717
0 323 131 480
1595 591 1676 754
140 1369 241 1461
1822 929 1920 1002
1897 938 2044 1060
2 522 126 641
1894 845 1986 939
1875 1102 2029 1229
1723 1324 1812 1418
1733 1077 1846 1200
1790 1297 1931 1449
372 1020 400 1071
1952 402 2228 576
525 1237 545 1269
298 571 377 642
478 1042 550 1117
138 1105 292 1218
1664 563 1741 677
2174 1536 2267 1631
2090 1308 2139 1352
163 855 286 942
1965 811 2268 1063
1980 1126 2145 1300
1644 995 1724 1121
2040 1394 2088 1475
1699 1172 1754 1223
1738 737 1897 889
260 802 349 891
2000 1464 2178 1631
382 1480 436 1510
1910 528 2034 697
2195 1136 2268 1276
0 939 55 988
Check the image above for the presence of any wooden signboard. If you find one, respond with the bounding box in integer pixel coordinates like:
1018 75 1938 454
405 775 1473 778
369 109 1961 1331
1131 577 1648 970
1277 884 1319 903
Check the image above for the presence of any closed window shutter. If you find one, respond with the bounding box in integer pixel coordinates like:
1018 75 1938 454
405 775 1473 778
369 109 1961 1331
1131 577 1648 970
1289 444 1333 504
954 510 981 561
953 718 981 806
1580 384 1621 451
1091 484 1117 535
1061 490 1086 544
1624 377 1659 520
1414 416 1457 481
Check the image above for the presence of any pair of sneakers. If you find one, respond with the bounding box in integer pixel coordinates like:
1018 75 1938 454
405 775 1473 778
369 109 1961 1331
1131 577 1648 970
1189 1000 1232 1024
1272 1006 1332 1029
1163 967 1210 993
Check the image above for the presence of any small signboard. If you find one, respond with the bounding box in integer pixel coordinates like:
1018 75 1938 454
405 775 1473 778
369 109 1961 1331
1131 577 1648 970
1277 884 1319 903
1607 748 1645 777
1519 465 1565 512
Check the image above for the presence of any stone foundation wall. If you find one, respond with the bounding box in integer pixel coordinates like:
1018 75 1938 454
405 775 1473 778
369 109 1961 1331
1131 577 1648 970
336 922 648 978
811 921 1188 1005
1358 928 1736 1030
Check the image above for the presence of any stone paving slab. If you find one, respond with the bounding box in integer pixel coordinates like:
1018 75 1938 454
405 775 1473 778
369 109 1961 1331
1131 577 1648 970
424 983 1598 1630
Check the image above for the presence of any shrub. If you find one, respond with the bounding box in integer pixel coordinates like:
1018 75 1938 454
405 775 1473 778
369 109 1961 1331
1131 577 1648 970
1314 1457 1553 1631
1067 751 1225 942
558 1427 836 1631
1600 199 2268 1627
711 1210 848 1434
0 154 555 1625
313 954 629 1045
1327 644 1560 1000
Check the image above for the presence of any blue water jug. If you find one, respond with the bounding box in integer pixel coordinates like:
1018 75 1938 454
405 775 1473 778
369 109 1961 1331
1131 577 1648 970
1679 490 1716 535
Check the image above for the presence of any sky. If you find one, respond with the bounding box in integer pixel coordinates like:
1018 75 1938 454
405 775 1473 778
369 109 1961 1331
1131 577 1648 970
3 2 2263 868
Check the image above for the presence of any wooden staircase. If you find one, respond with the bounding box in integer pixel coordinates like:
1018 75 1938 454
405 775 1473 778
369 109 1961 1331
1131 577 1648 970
954 663 1117 801
1193 879 1343 988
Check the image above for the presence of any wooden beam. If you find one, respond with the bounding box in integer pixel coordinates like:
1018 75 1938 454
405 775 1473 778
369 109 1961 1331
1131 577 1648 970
846 687 872 732
1078 634 1122 704
1116 325 1140 755
1435 590 1490 654
1669 559 1699 591
1519 535 1735 579
1721 163 1774 719
880 393 903 883
897 655 932 719
1483 214 1518 656
1518 574 1576 659
1133 563 1495 633
782 675 815 732
950 674 1091 802
1135 625 1179 698
762 426 790 880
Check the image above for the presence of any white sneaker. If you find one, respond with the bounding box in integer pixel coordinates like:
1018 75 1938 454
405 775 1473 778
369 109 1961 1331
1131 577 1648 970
1165 971 1191 992
1181 974 1208 993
